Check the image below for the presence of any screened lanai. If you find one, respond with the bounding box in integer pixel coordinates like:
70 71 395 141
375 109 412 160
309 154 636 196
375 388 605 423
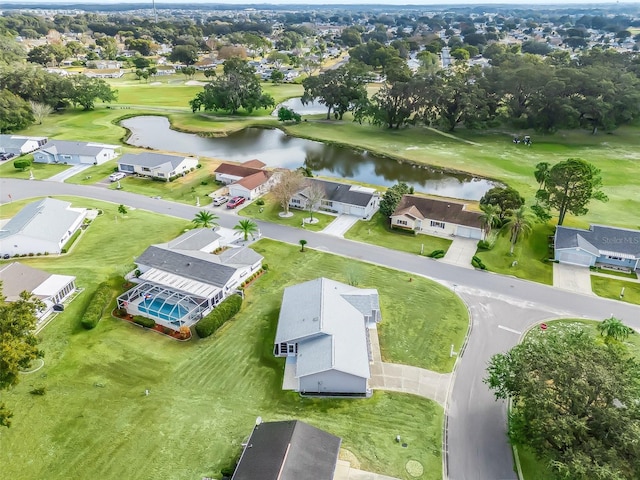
117 282 211 330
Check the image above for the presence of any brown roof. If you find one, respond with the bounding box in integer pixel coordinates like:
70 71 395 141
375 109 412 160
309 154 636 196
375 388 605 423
242 159 266 169
236 171 271 190
392 195 483 229
0 262 51 302
214 163 264 178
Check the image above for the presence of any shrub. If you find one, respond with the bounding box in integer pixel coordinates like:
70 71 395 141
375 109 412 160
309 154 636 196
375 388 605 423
477 240 491 250
428 249 445 259
116 307 127 317
196 163 202 169
28 252 34 256
471 255 487 270
262 264 269 271
133 316 155 328
200 180 208 186
61 229 81 253
29 387 46 396
255 198 265 206
195 294 243 338
14 158 32 171
80 282 114 330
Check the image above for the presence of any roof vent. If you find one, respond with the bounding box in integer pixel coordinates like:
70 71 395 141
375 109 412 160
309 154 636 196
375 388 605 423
312 317 319 322
187 262 192 266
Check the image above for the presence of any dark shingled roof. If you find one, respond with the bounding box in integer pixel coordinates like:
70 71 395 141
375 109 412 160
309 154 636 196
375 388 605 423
303 178 375 207
555 225 640 258
392 194 483 229
232 420 341 480
135 246 236 287
214 163 264 178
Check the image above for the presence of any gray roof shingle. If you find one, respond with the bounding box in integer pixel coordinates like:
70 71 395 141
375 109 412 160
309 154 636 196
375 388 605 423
231 420 341 480
392 194 483 229
38 140 115 157
301 178 375 207
118 152 190 170
555 225 640 258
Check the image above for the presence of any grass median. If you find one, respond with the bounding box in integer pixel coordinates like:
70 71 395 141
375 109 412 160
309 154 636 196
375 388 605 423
238 193 334 232
591 276 640 305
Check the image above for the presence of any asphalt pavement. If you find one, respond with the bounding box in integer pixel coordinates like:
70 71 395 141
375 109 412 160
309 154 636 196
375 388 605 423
2 178 639 480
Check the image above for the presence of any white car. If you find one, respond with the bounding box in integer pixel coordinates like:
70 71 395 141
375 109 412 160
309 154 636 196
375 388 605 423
109 172 126 182
212 195 230 206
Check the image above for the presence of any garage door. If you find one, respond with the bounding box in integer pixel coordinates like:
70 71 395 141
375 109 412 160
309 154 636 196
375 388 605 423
456 226 483 239
557 251 592 267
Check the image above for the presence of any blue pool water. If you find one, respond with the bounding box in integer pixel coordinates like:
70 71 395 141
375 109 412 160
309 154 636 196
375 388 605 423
139 298 188 323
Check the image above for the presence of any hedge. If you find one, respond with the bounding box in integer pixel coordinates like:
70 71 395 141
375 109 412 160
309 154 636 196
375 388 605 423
471 255 487 270
80 282 114 329
133 316 155 328
428 249 445 259
14 158 32 171
195 294 243 338
61 229 82 254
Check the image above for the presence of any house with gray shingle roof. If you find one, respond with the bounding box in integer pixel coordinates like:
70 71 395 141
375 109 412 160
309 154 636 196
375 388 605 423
117 152 198 181
117 228 263 331
290 178 379 219
390 194 485 240
33 140 119 165
0 135 47 156
554 224 640 271
274 277 381 396
0 198 87 256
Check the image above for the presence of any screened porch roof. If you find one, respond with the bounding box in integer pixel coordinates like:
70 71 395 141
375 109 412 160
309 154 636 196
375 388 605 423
139 268 221 298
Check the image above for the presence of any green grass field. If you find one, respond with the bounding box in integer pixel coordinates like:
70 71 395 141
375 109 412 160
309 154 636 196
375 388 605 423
474 223 554 285
591 276 640 305
0 155 70 180
516 318 640 480
345 211 452 257
239 193 335 232
0 201 469 480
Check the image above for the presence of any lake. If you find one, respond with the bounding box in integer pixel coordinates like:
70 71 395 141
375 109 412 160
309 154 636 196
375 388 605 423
121 116 495 200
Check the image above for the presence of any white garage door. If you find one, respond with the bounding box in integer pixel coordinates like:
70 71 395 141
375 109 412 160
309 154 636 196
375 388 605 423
456 226 483 239
557 251 592 267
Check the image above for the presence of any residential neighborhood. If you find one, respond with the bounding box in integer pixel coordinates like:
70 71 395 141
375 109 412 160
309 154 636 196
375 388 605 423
1 3 639 480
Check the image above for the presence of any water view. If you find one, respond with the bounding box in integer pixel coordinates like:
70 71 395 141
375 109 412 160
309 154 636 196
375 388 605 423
121 116 496 200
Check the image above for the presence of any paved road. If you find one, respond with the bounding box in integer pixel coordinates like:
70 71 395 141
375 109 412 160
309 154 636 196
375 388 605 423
3 178 640 480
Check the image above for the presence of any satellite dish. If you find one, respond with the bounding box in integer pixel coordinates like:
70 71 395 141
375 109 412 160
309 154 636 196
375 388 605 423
255 416 262 426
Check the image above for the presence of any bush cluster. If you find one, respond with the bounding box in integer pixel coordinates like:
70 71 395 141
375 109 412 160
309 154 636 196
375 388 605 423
14 158 32 171
195 294 243 338
240 271 263 288
133 316 155 328
472 255 487 270
61 229 82 254
428 249 445 259
80 282 114 330
255 198 265 206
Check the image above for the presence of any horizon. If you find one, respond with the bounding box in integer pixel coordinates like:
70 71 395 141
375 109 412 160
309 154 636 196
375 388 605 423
8 0 640 5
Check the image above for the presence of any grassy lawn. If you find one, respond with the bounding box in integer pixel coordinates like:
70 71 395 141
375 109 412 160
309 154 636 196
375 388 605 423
238 193 335 232
516 318 640 480
591 276 640 305
474 223 554 285
0 154 70 180
345 211 452 257
592 267 638 279
0 202 469 480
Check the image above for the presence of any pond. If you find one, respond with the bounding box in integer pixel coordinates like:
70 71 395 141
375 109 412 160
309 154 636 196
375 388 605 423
271 97 328 116
121 116 496 200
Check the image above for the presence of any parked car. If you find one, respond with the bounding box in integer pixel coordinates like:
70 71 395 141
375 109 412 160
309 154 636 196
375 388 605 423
226 196 246 209
109 172 126 182
212 195 230 206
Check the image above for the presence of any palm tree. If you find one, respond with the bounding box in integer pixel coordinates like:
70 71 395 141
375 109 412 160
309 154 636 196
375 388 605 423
299 239 307 252
234 219 258 241
479 204 501 236
597 317 634 344
502 206 533 255
192 210 219 229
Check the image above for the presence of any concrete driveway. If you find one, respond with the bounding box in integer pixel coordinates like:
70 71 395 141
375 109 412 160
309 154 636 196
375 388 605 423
321 214 359 237
442 237 478 269
44 164 92 183
553 263 594 295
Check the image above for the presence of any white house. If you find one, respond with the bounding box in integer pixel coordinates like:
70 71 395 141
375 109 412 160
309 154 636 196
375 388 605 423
33 140 119 165
214 159 267 185
228 170 275 200
274 277 381 396
390 195 485 240
555 225 640 271
289 178 379 219
117 152 198 181
117 228 263 331
0 262 77 321
0 198 87 256
83 68 124 78
0 135 48 156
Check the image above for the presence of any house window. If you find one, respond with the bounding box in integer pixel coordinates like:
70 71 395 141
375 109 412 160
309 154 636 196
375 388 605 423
322 200 333 207
291 198 301 204
142 167 150 172
607 255 623 261
157 172 165 177
397 219 408 226
288 344 296 354
430 221 445 229
61 155 72 160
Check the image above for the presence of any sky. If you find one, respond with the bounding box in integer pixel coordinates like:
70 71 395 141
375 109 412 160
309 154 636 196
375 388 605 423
13 0 640 5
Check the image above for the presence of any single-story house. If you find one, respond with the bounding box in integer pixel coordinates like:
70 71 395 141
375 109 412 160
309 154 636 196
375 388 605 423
214 160 277 200
214 159 266 185
0 262 77 321
0 135 47 156
83 68 124 78
33 140 119 165
390 195 485 240
274 277 381 396
117 152 198 180
0 198 87 256
555 224 640 271
117 228 263 331
154 65 176 75
231 420 341 480
289 178 379 219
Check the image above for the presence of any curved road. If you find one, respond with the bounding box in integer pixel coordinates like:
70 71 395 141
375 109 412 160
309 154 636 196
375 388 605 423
2 178 639 479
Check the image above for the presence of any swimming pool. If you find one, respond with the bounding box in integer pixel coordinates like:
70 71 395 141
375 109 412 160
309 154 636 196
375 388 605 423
138 298 188 324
